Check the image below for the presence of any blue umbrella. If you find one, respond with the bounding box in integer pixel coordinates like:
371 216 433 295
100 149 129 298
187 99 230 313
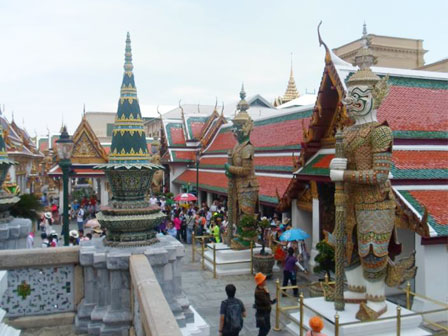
279 228 309 241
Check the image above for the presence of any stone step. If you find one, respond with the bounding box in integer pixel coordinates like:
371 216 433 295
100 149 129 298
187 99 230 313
0 323 21 336
180 306 209 336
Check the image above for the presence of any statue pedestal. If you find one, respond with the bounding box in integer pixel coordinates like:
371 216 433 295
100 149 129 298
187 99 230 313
202 243 274 276
75 235 196 335
285 297 429 336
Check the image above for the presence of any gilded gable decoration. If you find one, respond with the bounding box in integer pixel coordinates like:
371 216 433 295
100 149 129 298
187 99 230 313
71 115 108 164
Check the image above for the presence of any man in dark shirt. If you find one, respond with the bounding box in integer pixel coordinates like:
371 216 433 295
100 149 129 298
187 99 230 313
219 284 246 336
254 273 276 336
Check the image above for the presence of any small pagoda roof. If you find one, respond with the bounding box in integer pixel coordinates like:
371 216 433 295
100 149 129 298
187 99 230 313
71 114 108 164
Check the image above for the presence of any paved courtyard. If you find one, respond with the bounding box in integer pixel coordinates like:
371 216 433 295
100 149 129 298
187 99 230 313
181 243 304 336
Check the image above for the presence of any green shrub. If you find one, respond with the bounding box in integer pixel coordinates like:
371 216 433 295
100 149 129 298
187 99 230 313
313 240 335 279
10 194 43 221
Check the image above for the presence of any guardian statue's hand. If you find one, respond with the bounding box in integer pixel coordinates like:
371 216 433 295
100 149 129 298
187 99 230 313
329 158 347 170
329 158 347 182
330 170 344 182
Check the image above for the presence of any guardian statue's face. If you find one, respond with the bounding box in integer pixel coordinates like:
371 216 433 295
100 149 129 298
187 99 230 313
343 85 373 119
232 122 246 143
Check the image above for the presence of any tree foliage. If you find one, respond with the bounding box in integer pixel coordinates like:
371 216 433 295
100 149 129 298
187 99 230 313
313 240 335 278
10 194 43 221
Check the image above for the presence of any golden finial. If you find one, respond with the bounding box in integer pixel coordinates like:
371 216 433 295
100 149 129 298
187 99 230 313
237 83 249 112
221 101 224 116
282 52 299 103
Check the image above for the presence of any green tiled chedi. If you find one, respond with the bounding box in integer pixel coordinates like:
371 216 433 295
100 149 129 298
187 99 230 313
95 33 165 247
109 32 149 165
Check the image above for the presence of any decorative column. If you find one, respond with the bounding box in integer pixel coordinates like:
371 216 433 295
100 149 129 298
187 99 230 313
100 177 109 206
309 181 321 272
206 192 213 207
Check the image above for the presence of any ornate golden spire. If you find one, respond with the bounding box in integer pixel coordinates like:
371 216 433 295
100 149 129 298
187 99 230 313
282 53 300 103
347 23 380 87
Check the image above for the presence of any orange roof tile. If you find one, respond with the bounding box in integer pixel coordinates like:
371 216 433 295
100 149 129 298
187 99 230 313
206 116 311 153
378 86 448 133
409 190 448 227
393 151 448 170
173 169 290 204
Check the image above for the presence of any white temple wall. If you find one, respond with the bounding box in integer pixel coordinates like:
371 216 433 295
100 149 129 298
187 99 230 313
169 164 187 195
100 177 109 206
291 199 313 251
415 236 448 303
206 192 213 207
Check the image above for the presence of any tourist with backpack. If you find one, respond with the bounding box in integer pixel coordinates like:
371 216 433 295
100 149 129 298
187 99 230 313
219 284 246 336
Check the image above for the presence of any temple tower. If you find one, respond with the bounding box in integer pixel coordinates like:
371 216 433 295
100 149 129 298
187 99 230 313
95 33 164 246
274 55 300 106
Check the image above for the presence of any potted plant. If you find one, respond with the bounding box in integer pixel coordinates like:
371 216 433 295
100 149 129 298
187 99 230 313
231 214 257 249
253 217 275 278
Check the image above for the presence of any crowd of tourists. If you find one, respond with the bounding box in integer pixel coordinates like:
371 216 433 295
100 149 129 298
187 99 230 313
154 197 229 244
27 194 104 248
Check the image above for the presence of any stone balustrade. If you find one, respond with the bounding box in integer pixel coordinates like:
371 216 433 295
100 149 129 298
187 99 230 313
0 246 82 329
129 254 182 336
0 236 191 335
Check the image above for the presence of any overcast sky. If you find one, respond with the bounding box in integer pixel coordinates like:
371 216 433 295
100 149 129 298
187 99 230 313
0 0 446 137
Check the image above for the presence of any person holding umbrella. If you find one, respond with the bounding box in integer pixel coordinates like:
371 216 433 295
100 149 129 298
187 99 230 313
282 247 299 297
279 228 310 273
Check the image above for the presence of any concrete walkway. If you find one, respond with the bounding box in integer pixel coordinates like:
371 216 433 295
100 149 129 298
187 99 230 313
181 243 303 336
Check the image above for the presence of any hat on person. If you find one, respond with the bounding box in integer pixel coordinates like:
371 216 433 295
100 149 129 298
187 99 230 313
254 272 267 286
282 218 290 225
93 228 102 234
44 212 52 219
309 316 324 332
69 230 79 239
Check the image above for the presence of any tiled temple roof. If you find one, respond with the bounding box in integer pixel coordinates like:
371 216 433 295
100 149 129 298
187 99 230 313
204 108 312 154
296 149 448 181
173 169 291 205
377 85 448 140
199 155 296 173
395 189 448 237
164 122 186 147
0 116 42 158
